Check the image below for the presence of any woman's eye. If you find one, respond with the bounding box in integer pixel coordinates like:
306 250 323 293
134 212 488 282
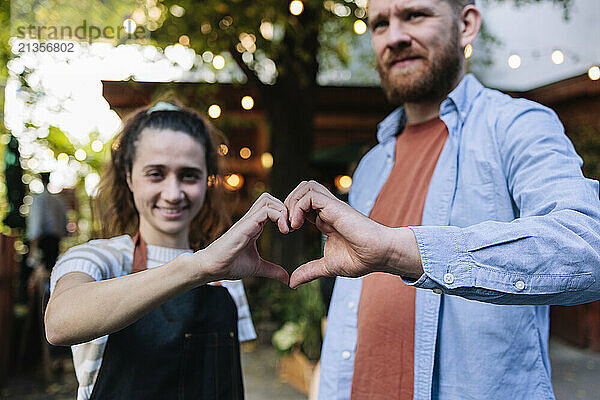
147 171 162 178
182 173 201 181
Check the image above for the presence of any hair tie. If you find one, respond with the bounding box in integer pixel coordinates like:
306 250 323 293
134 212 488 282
146 101 181 114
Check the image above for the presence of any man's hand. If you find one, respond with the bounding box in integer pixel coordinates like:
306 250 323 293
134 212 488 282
198 193 290 285
284 181 423 289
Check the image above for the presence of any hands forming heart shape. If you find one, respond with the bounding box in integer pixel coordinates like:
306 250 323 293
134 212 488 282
200 181 423 289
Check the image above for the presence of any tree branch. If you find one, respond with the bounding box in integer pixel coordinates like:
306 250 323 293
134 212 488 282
229 45 266 91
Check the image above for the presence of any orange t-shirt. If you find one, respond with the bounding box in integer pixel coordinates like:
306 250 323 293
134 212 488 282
350 118 448 400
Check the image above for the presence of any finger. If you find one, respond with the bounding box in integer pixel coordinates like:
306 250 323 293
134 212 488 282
290 189 333 230
289 258 331 289
255 259 290 285
284 181 310 224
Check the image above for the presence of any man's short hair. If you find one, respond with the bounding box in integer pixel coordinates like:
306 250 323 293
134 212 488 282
447 0 476 14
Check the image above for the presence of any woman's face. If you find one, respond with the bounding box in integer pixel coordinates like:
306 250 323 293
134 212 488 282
128 127 208 248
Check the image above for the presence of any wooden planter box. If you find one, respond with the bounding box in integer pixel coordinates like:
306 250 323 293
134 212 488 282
277 347 317 395
551 302 600 351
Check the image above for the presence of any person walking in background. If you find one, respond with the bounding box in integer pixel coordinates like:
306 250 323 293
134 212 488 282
27 172 67 273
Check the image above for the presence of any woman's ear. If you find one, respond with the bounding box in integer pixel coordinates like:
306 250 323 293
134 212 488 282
126 172 134 192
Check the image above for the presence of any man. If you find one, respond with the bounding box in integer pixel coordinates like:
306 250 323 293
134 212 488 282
284 0 600 399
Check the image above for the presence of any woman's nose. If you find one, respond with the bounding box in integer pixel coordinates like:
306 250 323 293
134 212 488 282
162 177 184 202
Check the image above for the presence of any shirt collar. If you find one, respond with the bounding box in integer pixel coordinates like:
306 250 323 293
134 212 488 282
376 73 485 144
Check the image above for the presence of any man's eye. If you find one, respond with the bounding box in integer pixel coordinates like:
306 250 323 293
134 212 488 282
408 12 426 20
372 20 388 31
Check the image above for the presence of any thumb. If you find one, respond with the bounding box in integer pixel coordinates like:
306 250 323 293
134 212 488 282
289 258 330 289
255 259 290 286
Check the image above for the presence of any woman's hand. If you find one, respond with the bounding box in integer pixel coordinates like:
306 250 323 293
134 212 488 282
196 193 291 285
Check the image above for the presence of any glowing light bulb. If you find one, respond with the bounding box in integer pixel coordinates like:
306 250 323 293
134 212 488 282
212 55 226 69
208 104 222 119
588 66 600 81
289 0 304 16
353 20 367 35
261 152 273 169
508 54 521 69
551 50 564 65
239 147 252 159
241 96 255 110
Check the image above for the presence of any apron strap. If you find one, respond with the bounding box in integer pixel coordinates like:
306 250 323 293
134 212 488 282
131 232 148 274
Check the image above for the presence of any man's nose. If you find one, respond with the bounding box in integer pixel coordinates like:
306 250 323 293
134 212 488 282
162 176 184 202
387 19 412 50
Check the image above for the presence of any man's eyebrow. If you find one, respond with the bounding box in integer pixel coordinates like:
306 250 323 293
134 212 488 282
400 6 436 16
368 11 386 27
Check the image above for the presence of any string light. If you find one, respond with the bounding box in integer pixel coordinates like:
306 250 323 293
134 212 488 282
241 96 254 110
334 175 352 194
123 18 137 34
289 0 304 16
551 50 564 65
212 55 225 69
218 144 229 156
589 66 600 81
508 54 521 69
208 104 221 119
75 149 87 161
261 152 273 169
91 140 103 152
225 174 244 191
240 147 252 159
353 20 367 35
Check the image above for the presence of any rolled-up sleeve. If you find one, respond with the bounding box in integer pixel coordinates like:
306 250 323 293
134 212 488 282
406 105 600 305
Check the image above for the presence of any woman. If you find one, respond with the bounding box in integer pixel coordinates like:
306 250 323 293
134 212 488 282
45 101 290 399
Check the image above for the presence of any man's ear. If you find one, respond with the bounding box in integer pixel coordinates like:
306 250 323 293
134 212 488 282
459 5 482 49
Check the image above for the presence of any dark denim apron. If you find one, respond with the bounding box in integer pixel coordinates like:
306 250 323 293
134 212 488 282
89 234 244 399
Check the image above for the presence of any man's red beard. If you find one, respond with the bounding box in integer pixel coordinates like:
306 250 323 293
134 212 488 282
376 29 463 106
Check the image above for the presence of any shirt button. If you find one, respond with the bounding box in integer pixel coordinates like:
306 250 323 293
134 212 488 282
433 288 443 295
348 302 355 310
461 111 467 118
515 280 525 291
342 351 351 360
386 157 392 164
443 273 455 284
366 200 373 207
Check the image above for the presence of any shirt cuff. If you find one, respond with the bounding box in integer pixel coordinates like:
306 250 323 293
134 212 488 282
403 226 474 291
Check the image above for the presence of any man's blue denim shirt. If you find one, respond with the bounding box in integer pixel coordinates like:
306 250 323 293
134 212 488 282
319 74 600 400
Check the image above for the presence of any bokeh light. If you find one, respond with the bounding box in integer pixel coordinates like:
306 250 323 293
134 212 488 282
334 175 352 194
208 104 222 119
589 66 600 81
212 55 226 70
508 54 522 69
261 152 273 169
289 0 304 16
353 20 367 35
551 50 564 65
240 147 252 159
241 96 255 110
225 173 244 191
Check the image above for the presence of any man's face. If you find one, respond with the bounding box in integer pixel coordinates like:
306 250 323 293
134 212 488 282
369 0 464 105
